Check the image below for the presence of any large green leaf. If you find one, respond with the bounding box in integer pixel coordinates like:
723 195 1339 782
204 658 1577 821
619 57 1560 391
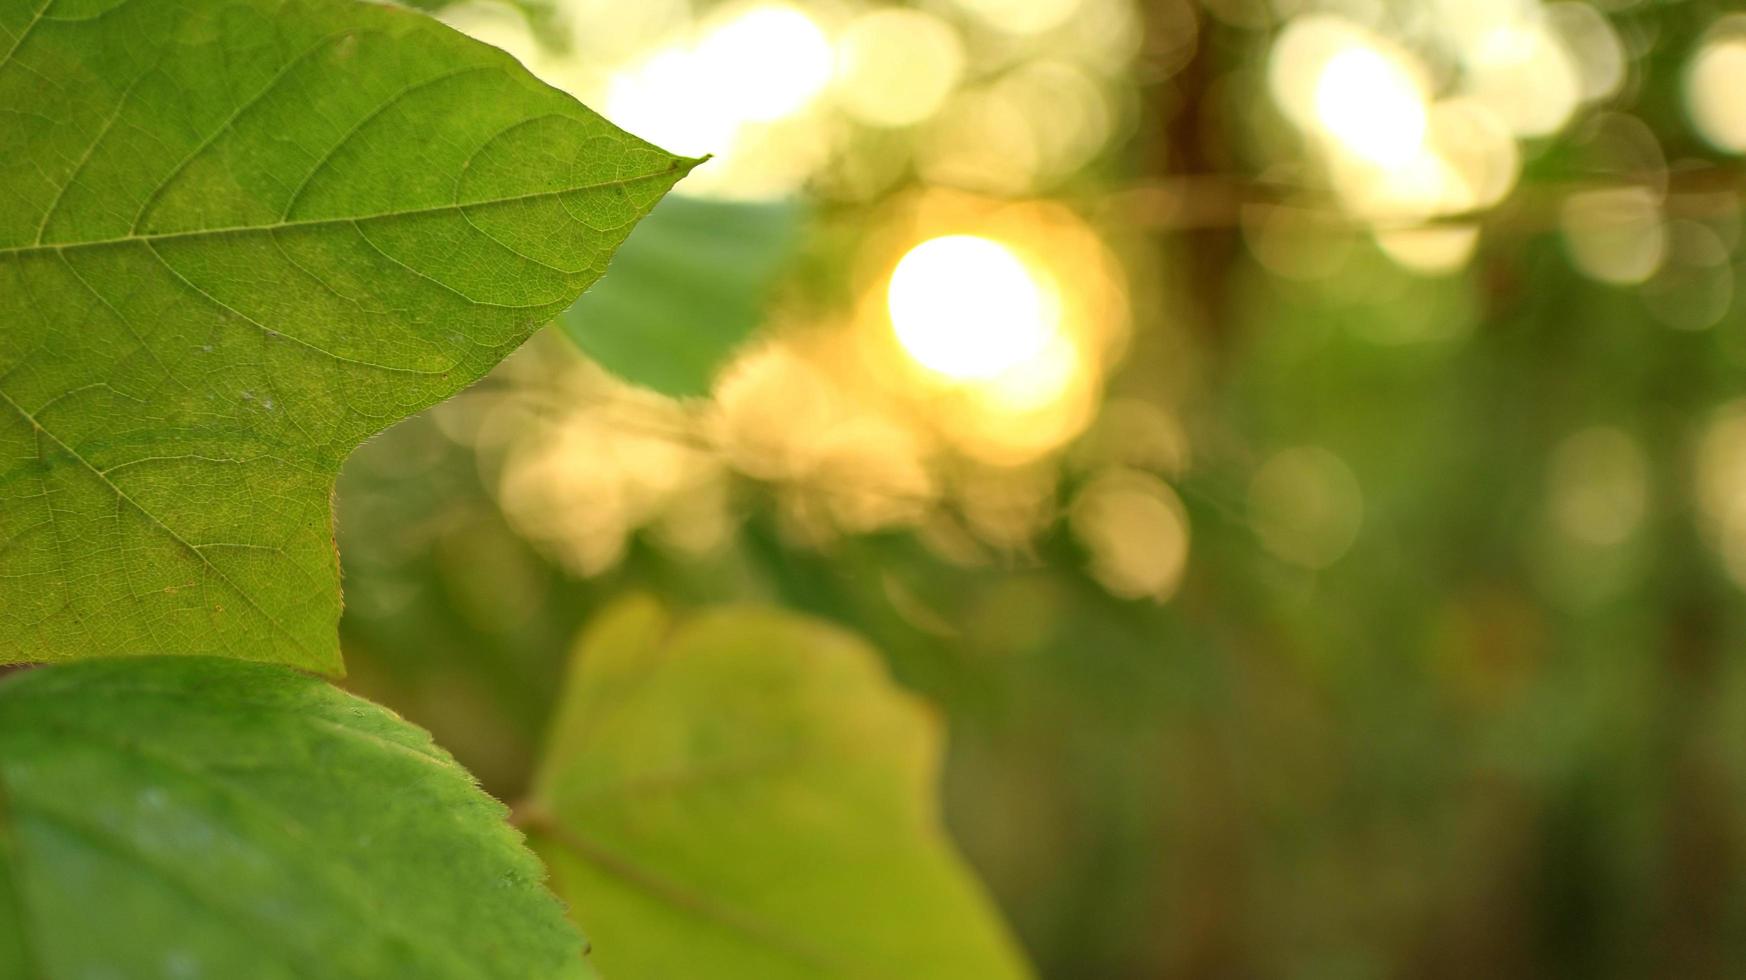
558 194 802 397
0 656 588 978
524 599 1033 980
0 0 694 672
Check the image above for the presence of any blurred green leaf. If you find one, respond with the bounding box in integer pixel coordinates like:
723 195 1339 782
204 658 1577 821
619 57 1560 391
0 0 693 673
525 598 1032 979
560 195 803 397
0 657 587 978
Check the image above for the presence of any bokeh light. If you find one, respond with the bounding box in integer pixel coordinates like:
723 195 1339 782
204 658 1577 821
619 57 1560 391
561 0 693 64
605 45 740 159
1374 225 1481 275
1270 16 1419 162
1070 468 1191 601
1697 400 1746 590
1548 1 1626 103
834 9 964 128
1268 13 1514 255
949 0 1083 37
888 235 1060 382
1642 220 1734 331
697 3 834 124
602 2 835 197
445 0 841 200
1460 13 1581 138
493 362 730 576
1561 187 1666 285
918 90 1044 196
1686 19 1746 154
1313 43 1428 168
1248 446 1365 569
1546 426 1650 548
861 192 1128 466
1262 1 1631 275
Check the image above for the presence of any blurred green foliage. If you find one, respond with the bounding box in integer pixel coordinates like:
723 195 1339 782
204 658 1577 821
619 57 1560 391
338 0 1746 977
560 194 804 397
527 598 1031 979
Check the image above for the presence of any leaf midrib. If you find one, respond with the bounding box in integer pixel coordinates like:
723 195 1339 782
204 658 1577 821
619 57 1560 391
0 167 685 259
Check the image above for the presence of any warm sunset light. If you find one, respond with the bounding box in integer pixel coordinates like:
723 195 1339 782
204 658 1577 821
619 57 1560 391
887 235 1060 381
24 2 1746 977
1314 45 1427 167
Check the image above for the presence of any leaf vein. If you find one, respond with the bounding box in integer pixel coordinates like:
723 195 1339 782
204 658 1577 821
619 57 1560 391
0 386 315 660
127 28 359 234
278 64 494 221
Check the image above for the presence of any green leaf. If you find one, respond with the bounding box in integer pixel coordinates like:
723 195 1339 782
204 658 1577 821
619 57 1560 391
524 599 1034 980
558 194 802 397
0 0 695 672
0 656 588 978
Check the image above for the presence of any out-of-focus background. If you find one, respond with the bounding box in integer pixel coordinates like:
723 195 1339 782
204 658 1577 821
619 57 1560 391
342 0 1746 975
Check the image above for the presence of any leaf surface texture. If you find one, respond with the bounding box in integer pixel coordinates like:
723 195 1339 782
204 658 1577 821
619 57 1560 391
0 656 588 978
0 0 693 671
